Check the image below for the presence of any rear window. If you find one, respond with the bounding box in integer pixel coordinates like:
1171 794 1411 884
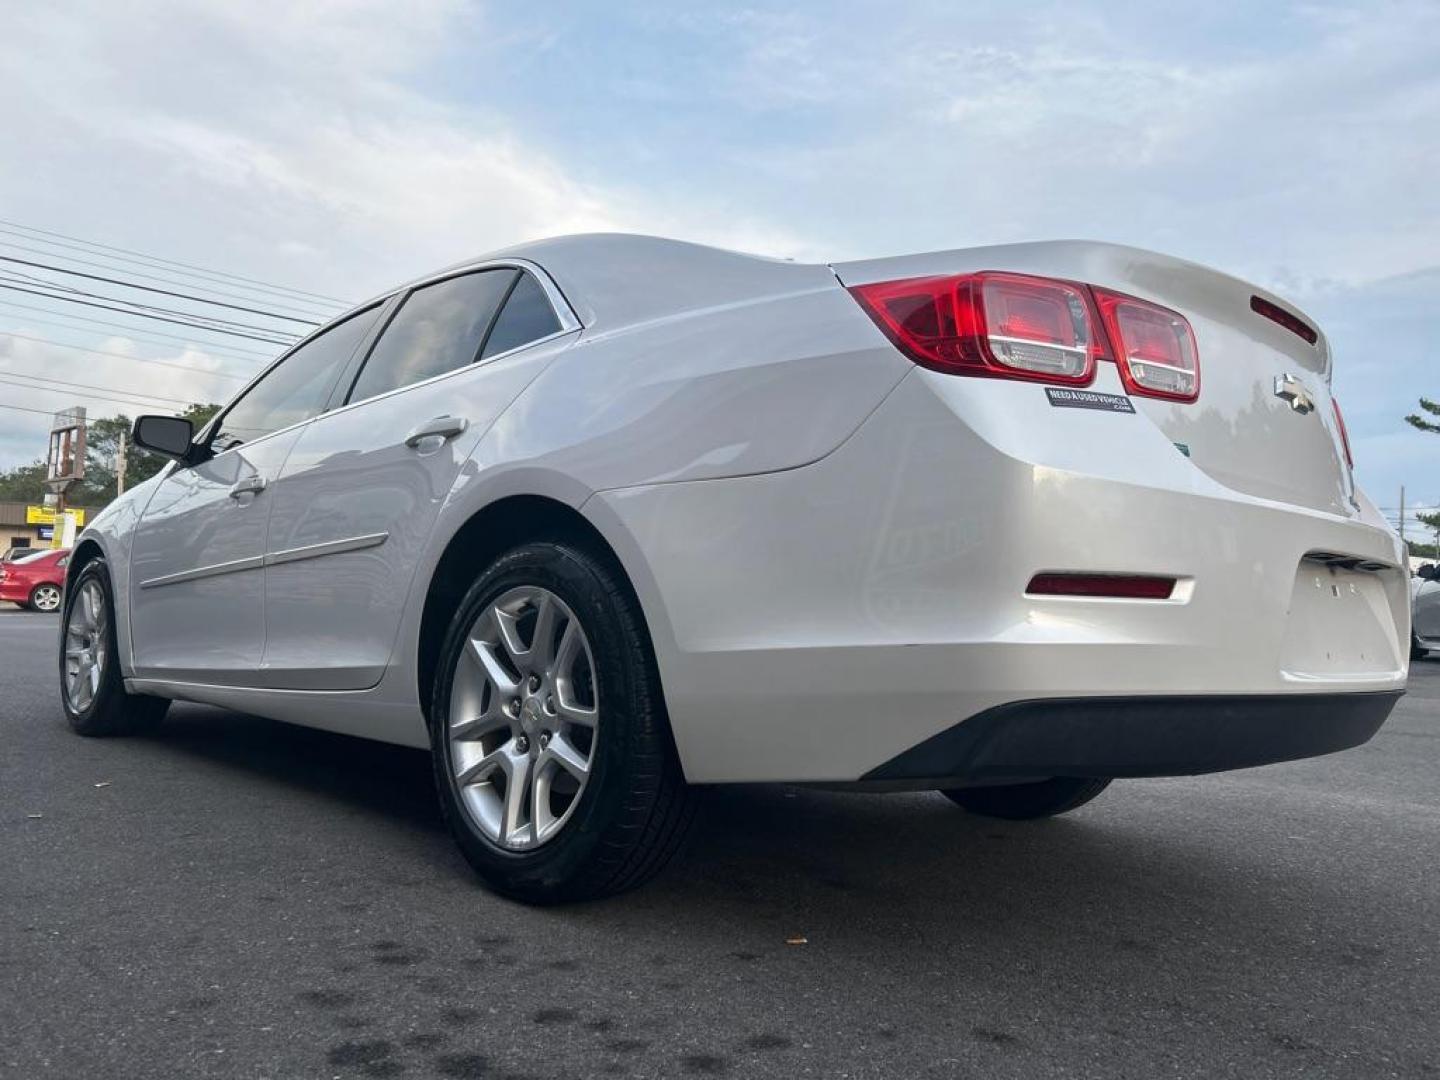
13 549 55 565
482 272 563 359
348 270 516 403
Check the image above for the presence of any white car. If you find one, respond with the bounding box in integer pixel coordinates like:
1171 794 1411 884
60 235 1409 902
1412 566 1440 657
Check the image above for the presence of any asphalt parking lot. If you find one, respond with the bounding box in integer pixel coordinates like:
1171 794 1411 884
2 606 1438 1080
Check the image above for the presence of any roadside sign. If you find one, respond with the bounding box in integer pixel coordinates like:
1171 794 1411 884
25 506 85 527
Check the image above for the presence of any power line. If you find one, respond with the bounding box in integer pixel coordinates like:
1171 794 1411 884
0 375 191 413
0 369 195 407
0 331 250 382
0 254 323 327
0 281 298 345
0 301 275 361
0 237 341 320
0 219 353 306
0 273 302 341
0 387 192 419
0 402 89 420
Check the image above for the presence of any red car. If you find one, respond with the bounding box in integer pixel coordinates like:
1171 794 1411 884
0 548 70 612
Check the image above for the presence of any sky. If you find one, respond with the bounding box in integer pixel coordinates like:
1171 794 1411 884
0 0 1437 529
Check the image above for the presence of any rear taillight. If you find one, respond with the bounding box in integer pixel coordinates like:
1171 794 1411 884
1092 288 1200 403
847 272 1099 385
1332 397 1354 468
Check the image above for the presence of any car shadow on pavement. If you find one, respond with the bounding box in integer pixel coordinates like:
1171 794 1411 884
145 702 1358 941
133 702 1415 1072
150 703 444 833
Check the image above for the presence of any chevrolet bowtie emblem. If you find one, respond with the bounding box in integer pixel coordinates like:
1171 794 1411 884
1273 373 1315 414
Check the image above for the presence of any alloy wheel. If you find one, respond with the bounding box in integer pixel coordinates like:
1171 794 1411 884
447 584 599 850
63 579 107 711
32 584 62 612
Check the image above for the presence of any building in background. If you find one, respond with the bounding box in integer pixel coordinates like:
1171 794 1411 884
1 502 91 559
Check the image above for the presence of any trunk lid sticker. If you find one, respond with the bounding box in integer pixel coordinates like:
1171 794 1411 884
1044 387 1136 413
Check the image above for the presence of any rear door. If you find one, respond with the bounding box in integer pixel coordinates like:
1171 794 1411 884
258 264 576 689
128 305 383 683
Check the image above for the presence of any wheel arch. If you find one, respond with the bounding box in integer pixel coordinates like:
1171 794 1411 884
65 537 107 591
414 493 674 734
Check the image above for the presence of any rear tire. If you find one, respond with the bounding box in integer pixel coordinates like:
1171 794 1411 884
430 540 696 903
59 558 169 736
942 777 1111 820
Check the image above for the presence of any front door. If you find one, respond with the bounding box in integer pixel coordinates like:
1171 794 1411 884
129 432 303 681
259 265 575 689
128 303 386 684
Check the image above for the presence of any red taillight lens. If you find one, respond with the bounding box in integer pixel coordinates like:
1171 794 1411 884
1027 573 1177 599
848 272 1098 385
1332 397 1354 469
1092 288 1199 402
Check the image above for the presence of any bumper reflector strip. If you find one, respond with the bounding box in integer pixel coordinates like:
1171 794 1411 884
1027 573 1177 600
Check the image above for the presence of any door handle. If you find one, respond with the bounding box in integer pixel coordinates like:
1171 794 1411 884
405 415 469 449
229 475 267 499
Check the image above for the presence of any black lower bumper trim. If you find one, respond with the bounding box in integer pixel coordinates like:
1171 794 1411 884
863 691 1402 784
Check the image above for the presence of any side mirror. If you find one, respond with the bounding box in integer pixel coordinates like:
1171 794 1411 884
132 415 195 462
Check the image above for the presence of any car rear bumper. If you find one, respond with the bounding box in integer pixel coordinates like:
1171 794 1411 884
593 367 1410 784
862 690 1401 786
0 582 34 602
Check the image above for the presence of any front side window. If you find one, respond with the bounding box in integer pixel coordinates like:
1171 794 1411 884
211 304 383 449
348 270 517 403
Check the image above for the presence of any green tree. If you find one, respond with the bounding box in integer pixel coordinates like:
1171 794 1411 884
1407 399 1440 542
0 402 222 510
0 460 48 503
1406 398 1440 435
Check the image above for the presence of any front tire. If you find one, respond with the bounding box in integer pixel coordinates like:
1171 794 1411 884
942 777 1111 820
60 558 169 736
1412 634 1428 661
430 541 696 903
30 583 62 612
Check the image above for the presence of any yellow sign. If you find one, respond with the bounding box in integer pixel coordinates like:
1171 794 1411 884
25 506 85 527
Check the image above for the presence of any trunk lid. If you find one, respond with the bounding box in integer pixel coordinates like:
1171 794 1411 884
833 241 1356 517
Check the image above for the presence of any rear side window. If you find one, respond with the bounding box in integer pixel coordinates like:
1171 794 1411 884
348 270 516 403
213 304 382 449
482 272 562 359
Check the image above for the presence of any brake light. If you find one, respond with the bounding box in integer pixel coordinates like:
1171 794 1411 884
1332 397 1354 469
1092 289 1199 402
847 272 1099 385
1251 295 1318 345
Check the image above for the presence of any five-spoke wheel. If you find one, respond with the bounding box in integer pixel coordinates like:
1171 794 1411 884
431 541 696 903
62 578 108 712
58 557 169 736
448 585 599 849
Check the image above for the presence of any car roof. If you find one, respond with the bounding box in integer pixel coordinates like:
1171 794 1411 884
375 233 835 333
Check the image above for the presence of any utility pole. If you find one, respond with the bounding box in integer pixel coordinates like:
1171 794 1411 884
116 429 127 497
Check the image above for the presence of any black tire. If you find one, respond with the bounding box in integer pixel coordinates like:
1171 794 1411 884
59 558 169 736
1412 634 1428 661
942 777 1111 820
430 540 696 904
29 583 63 613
